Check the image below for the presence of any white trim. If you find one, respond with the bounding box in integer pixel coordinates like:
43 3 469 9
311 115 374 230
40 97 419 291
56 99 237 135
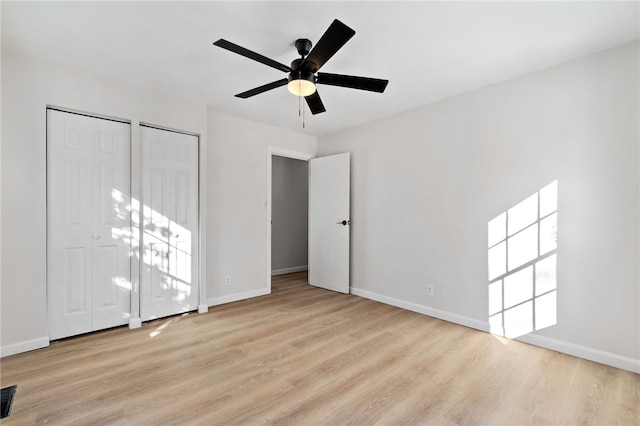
269 147 317 161
266 146 315 295
139 121 200 137
271 265 308 276
207 288 269 307
198 304 208 314
128 317 142 329
47 105 131 124
350 287 489 332
130 121 142 322
516 334 640 374
1 336 50 358
351 286 640 374
198 122 208 317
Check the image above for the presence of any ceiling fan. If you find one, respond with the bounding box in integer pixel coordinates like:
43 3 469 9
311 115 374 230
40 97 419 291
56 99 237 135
213 19 389 115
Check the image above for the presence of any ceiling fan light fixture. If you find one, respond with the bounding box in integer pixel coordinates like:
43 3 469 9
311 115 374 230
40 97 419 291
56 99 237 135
287 71 316 97
214 19 387 116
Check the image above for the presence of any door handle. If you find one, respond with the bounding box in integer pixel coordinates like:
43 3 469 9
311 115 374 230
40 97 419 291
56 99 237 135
337 220 350 226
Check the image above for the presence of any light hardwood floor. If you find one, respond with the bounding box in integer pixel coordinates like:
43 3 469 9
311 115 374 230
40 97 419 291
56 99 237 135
1 272 638 425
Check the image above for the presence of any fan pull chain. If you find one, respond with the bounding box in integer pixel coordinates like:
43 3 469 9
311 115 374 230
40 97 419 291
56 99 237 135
296 78 305 129
298 79 302 117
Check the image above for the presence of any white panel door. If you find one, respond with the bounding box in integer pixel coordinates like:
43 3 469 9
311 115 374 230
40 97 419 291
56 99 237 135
141 126 198 321
48 109 131 340
308 153 350 293
92 127 132 331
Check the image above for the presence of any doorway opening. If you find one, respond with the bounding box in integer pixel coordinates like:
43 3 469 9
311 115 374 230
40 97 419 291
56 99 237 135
266 148 351 294
266 147 314 293
271 156 309 276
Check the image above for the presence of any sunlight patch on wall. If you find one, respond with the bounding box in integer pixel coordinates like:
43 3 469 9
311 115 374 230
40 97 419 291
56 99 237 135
488 181 558 338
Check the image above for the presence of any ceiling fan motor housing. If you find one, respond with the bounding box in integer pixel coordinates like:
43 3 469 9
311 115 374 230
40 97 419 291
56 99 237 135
287 69 316 85
295 38 312 57
289 57 316 85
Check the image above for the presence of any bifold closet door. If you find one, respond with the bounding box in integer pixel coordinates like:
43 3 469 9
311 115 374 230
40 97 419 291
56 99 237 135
140 126 199 321
48 109 131 340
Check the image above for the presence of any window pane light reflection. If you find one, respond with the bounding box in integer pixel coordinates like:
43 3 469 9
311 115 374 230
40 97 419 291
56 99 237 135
488 181 558 338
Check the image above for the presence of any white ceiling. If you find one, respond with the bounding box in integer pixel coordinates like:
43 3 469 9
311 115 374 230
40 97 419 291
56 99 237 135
2 1 639 137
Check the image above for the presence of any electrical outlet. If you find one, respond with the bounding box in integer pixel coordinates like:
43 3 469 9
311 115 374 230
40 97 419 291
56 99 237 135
426 284 434 297
225 275 231 286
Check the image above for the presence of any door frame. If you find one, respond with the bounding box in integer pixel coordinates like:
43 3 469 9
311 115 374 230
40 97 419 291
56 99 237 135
266 146 315 293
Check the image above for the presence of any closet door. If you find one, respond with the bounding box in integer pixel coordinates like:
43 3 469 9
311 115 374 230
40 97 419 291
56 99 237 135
48 109 131 340
140 126 198 321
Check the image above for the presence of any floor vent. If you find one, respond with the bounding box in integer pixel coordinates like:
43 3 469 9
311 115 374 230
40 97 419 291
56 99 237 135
1 385 17 419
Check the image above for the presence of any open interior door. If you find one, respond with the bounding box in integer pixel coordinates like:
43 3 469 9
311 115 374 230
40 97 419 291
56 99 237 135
308 152 350 293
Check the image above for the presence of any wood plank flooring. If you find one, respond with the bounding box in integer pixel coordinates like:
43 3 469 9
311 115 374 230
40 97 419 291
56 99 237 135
1 272 638 425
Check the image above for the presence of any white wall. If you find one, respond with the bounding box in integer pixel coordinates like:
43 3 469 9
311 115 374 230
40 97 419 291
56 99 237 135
3 42 637 373
206 110 315 305
0 50 316 356
318 42 639 372
1 50 208 355
271 156 308 274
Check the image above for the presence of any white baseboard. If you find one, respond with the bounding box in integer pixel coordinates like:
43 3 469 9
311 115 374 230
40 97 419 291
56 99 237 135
271 265 308 276
1 336 49 358
207 288 269 307
516 334 640 374
350 286 640 374
350 287 490 332
198 304 208 314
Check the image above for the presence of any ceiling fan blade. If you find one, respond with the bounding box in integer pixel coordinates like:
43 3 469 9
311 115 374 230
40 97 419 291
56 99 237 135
214 39 292 73
317 73 389 93
303 19 355 73
305 91 326 115
235 78 289 98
